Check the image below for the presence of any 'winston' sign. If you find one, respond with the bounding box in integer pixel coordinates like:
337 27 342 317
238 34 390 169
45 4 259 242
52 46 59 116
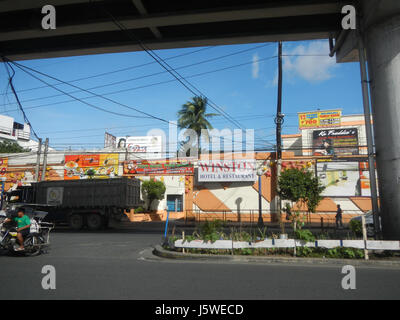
198 160 256 182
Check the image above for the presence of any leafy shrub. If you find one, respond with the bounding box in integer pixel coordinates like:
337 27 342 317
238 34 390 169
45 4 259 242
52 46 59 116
240 248 253 255
199 220 224 242
141 179 166 210
231 231 252 242
349 219 362 236
200 220 222 235
326 247 364 259
257 227 268 240
295 229 315 242
278 168 325 214
296 247 313 257
182 235 196 243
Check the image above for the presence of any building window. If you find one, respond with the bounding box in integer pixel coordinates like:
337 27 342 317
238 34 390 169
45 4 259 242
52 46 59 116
167 194 183 212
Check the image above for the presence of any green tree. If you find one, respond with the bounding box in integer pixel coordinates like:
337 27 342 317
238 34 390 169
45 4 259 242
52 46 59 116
277 168 325 229
0 141 30 153
141 179 166 211
177 96 218 155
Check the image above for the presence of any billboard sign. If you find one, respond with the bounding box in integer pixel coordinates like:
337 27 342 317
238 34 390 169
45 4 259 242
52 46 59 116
198 160 256 182
298 110 341 129
104 132 116 148
123 160 194 175
312 128 359 156
0 158 7 177
64 154 118 180
116 136 162 153
317 161 361 196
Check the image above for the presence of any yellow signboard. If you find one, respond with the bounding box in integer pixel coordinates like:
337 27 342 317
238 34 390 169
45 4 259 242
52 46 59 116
298 110 341 129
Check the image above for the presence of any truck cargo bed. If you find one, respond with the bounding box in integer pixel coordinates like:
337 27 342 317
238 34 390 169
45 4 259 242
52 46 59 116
34 177 141 208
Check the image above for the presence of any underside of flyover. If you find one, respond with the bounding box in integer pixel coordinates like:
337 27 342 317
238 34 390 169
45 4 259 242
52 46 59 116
0 0 399 239
0 0 345 60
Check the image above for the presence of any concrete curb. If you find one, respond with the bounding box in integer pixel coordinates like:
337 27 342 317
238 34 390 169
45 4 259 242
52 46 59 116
153 245 400 267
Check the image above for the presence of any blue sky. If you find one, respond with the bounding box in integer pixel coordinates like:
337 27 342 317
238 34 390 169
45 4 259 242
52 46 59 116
0 39 363 150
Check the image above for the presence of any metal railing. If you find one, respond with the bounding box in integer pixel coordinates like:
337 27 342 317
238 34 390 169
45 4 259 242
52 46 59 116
183 209 365 228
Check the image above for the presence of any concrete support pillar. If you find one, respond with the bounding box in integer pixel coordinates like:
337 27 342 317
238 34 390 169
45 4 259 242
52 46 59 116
362 1 400 239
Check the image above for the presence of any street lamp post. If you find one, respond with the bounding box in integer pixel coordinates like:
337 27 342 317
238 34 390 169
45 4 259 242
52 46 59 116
256 168 265 228
163 205 170 245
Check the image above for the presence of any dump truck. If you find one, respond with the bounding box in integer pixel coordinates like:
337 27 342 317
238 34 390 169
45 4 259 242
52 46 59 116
3 177 142 230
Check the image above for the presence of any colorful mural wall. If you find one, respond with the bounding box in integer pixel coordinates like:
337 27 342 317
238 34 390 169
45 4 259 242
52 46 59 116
64 154 118 180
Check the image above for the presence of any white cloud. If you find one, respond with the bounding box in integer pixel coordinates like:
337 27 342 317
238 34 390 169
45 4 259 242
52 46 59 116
252 53 260 79
283 41 337 83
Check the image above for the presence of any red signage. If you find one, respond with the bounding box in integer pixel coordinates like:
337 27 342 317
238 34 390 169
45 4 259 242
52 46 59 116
123 160 194 175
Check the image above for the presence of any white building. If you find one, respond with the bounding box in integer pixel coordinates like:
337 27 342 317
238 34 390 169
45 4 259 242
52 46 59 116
0 114 40 151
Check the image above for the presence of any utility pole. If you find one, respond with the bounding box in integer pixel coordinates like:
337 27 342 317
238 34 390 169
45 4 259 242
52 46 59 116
41 138 49 182
256 167 264 228
276 42 283 161
357 33 381 238
35 138 42 182
275 42 285 233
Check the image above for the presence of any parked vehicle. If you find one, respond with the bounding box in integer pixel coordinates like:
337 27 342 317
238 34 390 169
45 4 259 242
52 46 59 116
0 209 54 256
4 177 142 230
350 210 381 237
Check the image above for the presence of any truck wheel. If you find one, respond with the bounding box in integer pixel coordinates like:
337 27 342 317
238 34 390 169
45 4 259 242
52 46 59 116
87 213 103 230
69 214 84 230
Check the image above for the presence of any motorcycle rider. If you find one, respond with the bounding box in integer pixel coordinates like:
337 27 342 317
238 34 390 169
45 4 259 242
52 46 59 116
4 207 31 251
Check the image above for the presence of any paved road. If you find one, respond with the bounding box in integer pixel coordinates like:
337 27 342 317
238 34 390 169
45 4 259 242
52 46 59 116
0 227 399 300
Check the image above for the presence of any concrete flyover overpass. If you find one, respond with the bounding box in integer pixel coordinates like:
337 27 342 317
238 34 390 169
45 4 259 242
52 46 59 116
0 0 346 60
0 0 399 239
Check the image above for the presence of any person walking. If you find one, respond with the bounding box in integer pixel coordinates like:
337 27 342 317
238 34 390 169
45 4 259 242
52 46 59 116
336 204 343 229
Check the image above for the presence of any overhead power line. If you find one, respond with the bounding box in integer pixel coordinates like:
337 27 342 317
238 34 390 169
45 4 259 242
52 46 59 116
2 59 40 140
0 43 273 108
101 4 245 130
38 113 299 135
2 56 278 152
2 56 259 151
3 56 169 122
0 46 214 97
2 55 278 115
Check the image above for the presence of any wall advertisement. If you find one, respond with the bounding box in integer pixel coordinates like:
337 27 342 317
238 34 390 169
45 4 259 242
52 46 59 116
312 128 359 156
0 158 7 177
123 159 194 175
116 136 162 153
64 154 118 180
316 160 377 197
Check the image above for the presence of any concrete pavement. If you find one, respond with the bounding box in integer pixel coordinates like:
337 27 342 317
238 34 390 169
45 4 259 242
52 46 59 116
0 228 399 300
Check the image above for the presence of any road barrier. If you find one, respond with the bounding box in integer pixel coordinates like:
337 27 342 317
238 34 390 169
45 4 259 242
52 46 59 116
174 239 400 251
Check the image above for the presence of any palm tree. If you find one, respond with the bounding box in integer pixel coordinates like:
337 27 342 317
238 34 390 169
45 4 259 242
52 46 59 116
177 96 218 156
